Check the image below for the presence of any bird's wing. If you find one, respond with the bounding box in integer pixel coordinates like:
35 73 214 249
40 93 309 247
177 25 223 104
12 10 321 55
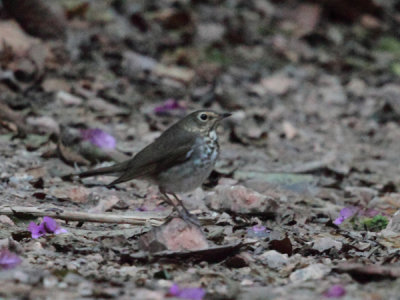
108 131 197 186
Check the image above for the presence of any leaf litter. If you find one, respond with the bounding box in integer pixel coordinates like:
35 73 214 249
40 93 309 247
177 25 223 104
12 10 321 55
0 0 400 299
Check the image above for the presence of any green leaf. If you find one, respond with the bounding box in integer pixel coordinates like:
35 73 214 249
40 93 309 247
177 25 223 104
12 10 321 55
361 215 388 232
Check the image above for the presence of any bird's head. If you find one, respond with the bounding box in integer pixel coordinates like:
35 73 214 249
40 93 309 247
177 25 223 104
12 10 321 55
182 110 231 136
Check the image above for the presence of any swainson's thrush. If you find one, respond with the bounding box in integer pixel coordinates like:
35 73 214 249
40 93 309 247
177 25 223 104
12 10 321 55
77 110 231 224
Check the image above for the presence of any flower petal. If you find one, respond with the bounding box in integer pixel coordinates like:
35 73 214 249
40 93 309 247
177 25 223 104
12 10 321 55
54 227 68 235
43 216 58 233
178 288 206 300
154 99 186 115
323 284 346 298
81 128 116 150
0 249 22 270
28 222 45 239
333 216 344 225
168 284 205 300
340 207 357 219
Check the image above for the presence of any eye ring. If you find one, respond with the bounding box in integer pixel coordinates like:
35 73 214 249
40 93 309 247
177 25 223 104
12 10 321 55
199 113 208 121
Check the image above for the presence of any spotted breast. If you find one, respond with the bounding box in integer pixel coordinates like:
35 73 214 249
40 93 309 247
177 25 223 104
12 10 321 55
157 130 219 193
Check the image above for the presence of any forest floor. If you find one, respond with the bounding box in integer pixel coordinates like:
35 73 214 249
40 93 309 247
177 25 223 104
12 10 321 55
1 0 400 299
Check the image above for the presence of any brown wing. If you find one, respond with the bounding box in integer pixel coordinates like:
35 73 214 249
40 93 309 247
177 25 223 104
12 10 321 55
108 129 197 186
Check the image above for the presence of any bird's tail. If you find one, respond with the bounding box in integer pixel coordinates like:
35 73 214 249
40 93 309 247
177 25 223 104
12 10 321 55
77 161 129 179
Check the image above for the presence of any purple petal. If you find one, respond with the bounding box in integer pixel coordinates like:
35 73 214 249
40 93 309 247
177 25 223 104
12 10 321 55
43 216 58 233
54 227 68 235
28 222 46 239
323 284 346 298
333 216 345 225
334 206 358 225
247 225 270 238
252 225 266 233
169 283 180 295
28 217 67 238
0 248 22 270
340 207 357 219
154 99 186 115
178 288 206 300
81 128 116 150
361 208 380 218
169 284 205 300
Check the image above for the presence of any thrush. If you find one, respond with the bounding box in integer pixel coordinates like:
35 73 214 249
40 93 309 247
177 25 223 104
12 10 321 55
77 110 231 224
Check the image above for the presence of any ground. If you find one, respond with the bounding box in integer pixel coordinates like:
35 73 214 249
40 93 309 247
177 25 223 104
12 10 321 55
1 0 400 299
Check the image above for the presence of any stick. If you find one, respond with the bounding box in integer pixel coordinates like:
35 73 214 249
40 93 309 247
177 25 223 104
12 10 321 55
0 206 168 226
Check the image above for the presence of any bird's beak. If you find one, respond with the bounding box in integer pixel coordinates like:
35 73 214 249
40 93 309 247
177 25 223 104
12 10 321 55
219 112 232 119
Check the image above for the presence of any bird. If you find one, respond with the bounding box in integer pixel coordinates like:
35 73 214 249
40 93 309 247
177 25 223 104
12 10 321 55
77 110 231 224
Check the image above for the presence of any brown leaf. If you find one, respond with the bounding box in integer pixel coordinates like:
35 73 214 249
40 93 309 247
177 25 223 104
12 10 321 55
269 236 293 256
57 138 91 166
2 0 66 40
335 263 400 283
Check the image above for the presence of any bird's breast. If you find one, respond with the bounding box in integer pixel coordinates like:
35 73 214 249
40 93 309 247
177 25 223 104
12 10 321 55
193 135 219 167
155 135 219 193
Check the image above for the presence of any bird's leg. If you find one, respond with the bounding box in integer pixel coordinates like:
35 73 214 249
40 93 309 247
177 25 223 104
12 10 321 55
161 191 182 217
171 193 200 227
171 193 191 216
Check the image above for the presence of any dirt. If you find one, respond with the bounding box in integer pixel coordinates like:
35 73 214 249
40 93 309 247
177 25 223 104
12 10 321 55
1 0 400 299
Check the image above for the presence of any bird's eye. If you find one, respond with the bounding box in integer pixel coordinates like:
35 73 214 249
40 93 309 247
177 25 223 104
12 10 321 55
199 113 208 121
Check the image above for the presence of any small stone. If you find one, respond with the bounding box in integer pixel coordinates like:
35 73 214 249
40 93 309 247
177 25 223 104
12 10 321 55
26 115 60 134
133 289 164 300
282 121 298 140
0 215 15 226
13 270 30 283
120 266 140 277
346 78 366 97
312 237 342 252
86 253 103 263
87 261 99 270
205 185 278 215
139 218 208 253
43 276 58 288
197 23 225 44
289 263 331 282
58 282 68 289
259 74 294 95
78 282 93 296
241 279 254 286
259 250 289 270
56 91 82 106
383 209 400 234
88 195 119 213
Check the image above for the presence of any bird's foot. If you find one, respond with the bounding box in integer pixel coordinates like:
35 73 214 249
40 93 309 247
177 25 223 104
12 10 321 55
179 209 200 227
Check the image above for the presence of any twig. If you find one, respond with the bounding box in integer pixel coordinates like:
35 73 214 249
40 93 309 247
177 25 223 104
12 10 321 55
0 206 168 227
